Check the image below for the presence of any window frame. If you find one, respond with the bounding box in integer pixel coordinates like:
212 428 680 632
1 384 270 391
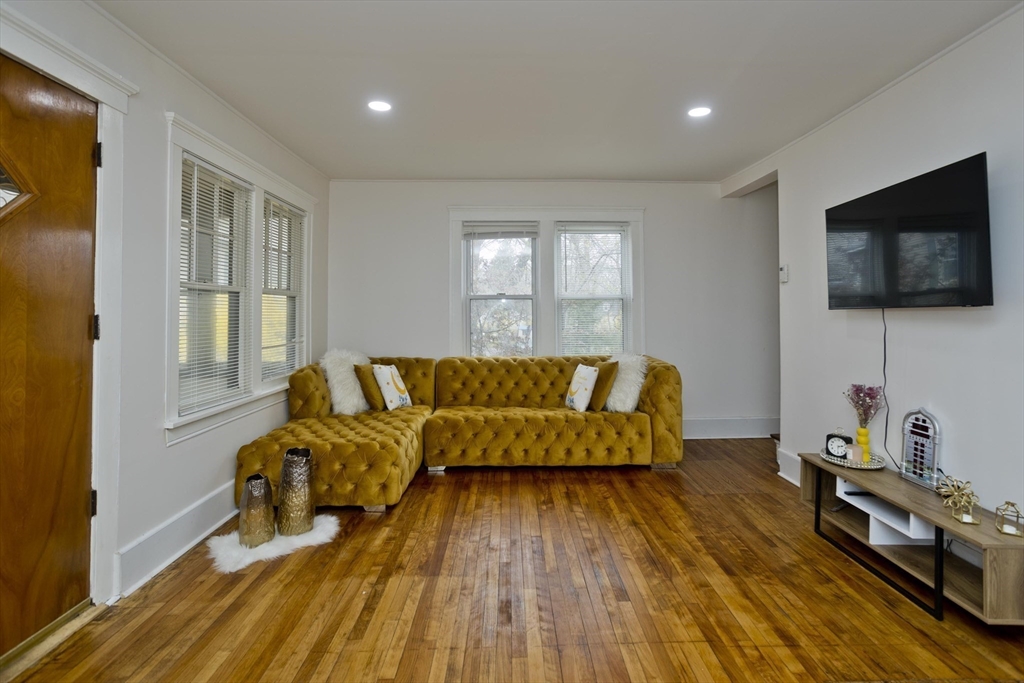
463 226 539 356
165 114 316 440
554 223 632 356
449 207 644 357
261 194 306 382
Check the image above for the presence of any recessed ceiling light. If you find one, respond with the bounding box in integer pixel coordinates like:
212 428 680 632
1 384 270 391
368 101 392 112
688 107 711 117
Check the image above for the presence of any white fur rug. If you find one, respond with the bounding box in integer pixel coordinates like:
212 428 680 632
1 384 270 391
207 514 340 573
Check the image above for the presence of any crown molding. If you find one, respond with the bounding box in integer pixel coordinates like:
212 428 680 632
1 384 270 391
0 4 138 113
167 112 318 207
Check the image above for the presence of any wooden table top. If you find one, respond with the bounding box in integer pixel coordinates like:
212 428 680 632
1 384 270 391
799 451 1024 550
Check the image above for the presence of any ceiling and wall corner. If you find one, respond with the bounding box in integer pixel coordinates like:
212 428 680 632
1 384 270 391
93 0 1017 182
725 8 1022 509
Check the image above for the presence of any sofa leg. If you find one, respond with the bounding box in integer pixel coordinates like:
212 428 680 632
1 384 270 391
650 462 678 470
363 505 386 512
427 466 446 472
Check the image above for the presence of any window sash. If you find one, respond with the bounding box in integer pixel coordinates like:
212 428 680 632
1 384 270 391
555 227 631 355
464 231 537 356
178 156 252 416
261 196 306 381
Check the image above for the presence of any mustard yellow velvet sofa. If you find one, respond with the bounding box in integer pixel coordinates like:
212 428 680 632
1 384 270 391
234 357 435 511
423 356 682 468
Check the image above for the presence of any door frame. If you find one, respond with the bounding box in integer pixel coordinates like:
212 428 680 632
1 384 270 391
0 5 138 605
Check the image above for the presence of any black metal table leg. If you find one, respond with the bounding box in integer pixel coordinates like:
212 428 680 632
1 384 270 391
813 463 945 620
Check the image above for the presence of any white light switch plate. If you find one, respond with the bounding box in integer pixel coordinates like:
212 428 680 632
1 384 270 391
779 264 789 283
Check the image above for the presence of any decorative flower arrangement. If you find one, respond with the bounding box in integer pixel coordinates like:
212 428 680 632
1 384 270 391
844 384 885 428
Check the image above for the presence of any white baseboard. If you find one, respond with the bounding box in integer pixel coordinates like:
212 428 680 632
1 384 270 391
776 447 801 486
683 417 780 440
117 480 236 597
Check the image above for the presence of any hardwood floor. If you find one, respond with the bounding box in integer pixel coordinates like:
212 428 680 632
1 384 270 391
10 439 1023 682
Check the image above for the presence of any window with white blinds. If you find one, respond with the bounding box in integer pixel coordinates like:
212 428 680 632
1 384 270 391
262 197 305 380
178 156 253 415
463 221 538 356
555 224 631 355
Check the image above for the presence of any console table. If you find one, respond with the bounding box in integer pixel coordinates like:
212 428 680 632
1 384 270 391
798 452 1024 625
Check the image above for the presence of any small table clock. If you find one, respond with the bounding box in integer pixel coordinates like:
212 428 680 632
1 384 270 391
825 429 853 458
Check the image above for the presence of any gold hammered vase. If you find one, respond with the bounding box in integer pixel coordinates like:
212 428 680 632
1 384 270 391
238 473 275 548
278 447 315 536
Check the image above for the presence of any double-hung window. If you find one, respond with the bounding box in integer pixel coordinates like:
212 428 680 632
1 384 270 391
168 114 313 431
178 155 252 415
262 197 306 381
555 223 631 355
463 221 538 356
452 209 642 358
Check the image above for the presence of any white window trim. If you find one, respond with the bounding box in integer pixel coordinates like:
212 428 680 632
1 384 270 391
449 206 644 356
164 114 316 440
554 223 633 356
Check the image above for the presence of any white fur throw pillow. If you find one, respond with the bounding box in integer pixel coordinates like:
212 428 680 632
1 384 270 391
604 353 648 413
320 348 371 415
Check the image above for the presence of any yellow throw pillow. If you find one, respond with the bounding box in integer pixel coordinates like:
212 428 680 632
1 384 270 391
589 361 619 411
371 364 413 410
354 364 385 411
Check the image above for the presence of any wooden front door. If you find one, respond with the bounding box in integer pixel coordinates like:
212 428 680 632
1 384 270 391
0 53 97 658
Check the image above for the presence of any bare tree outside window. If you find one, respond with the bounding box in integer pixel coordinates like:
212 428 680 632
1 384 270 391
557 230 629 354
466 235 535 356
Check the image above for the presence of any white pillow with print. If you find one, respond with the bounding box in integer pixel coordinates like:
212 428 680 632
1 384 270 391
371 364 413 410
565 364 599 413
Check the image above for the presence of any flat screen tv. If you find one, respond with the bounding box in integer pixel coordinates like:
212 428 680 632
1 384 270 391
826 152 993 309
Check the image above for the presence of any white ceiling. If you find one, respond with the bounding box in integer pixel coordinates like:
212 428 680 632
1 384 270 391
96 0 1017 181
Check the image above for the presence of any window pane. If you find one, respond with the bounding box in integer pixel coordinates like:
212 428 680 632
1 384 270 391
469 299 533 356
262 294 299 380
468 237 533 295
559 299 623 354
179 287 244 414
560 232 623 296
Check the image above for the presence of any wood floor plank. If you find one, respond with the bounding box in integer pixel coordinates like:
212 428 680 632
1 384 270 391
12 439 1023 683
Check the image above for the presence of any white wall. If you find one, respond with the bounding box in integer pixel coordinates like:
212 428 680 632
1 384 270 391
724 10 1024 508
3 1 330 595
329 181 780 437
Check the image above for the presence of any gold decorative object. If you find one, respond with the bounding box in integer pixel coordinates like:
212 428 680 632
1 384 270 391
936 475 980 525
278 447 315 536
935 475 967 499
995 501 1024 537
238 473 275 548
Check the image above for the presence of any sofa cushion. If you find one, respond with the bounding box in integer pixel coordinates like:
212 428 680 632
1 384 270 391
423 406 651 467
235 405 430 508
436 356 610 409
288 363 332 420
354 364 386 411
589 360 618 412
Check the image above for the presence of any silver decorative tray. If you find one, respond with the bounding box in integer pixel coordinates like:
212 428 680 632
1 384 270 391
819 448 886 470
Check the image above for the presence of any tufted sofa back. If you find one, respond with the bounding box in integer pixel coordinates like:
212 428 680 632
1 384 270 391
287 357 437 419
435 356 608 409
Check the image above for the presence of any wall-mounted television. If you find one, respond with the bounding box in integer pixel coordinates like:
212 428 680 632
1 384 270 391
826 153 993 309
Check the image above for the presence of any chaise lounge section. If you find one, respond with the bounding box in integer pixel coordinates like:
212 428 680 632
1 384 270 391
234 357 435 510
